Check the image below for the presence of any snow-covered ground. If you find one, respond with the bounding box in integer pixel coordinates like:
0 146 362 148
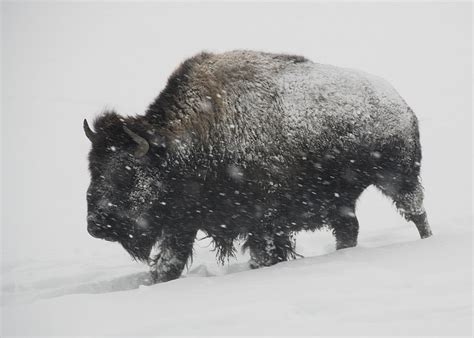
2 2 472 336
2 211 472 335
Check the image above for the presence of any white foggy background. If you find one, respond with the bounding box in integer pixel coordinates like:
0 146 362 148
2 2 471 264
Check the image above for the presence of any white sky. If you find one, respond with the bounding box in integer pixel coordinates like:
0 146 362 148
1 2 471 262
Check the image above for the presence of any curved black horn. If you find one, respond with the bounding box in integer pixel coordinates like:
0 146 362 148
123 126 150 158
83 119 96 142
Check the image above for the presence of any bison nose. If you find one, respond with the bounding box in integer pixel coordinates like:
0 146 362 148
87 218 117 242
87 224 102 238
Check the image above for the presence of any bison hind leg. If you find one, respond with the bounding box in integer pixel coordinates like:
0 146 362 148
376 173 432 239
243 230 296 269
328 203 360 250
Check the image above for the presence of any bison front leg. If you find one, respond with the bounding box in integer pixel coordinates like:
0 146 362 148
245 225 295 269
149 228 197 283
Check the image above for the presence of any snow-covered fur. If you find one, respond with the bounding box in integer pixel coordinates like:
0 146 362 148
85 50 432 283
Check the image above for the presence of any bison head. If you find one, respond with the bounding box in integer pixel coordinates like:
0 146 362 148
84 112 167 261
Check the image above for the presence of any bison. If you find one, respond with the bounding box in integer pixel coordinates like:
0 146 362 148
84 50 432 283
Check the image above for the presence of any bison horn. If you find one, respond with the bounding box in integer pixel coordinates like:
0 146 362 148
83 119 96 142
123 126 150 158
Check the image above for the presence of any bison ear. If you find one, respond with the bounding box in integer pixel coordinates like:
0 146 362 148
83 119 97 142
123 126 150 158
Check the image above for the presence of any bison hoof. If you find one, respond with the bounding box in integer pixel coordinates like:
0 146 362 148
249 259 262 269
420 229 433 239
248 258 274 269
249 256 281 269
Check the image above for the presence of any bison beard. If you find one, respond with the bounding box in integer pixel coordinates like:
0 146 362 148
120 236 155 263
84 50 432 284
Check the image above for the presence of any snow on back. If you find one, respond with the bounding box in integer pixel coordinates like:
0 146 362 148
277 60 415 149
170 51 417 168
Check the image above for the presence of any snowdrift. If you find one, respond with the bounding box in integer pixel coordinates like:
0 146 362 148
2 218 471 336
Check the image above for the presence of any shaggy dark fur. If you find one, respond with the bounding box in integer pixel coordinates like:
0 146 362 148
85 50 432 283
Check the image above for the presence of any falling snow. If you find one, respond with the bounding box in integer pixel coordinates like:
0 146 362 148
2 3 470 337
